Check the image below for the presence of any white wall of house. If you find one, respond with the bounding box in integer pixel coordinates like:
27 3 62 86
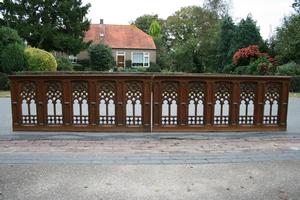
77 48 156 67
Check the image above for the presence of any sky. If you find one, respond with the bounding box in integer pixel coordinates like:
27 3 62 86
82 0 295 39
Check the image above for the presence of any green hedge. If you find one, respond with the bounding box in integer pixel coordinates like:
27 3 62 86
0 72 9 90
146 63 161 72
290 76 300 92
24 48 57 71
276 62 300 76
76 59 90 71
56 57 73 71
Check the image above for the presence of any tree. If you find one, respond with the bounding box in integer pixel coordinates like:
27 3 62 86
153 37 172 71
274 15 300 64
0 0 91 55
171 40 197 73
230 15 263 56
203 0 230 17
0 26 25 73
165 6 221 72
293 0 300 14
131 14 161 34
217 15 236 71
88 44 114 71
149 20 162 37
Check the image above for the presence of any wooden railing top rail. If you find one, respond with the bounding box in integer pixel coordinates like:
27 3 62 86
9 72 291 81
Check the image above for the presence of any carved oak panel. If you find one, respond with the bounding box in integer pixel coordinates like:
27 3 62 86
46 81 63 125
239 83 256 125
213 82 231 125
20 81 37 124
125 81 143 126
263 82 281 125
188 81 206 125
72 81 89 125
98 81 116 125
161 81 179 125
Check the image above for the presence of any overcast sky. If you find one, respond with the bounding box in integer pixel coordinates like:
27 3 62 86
82 0 295 39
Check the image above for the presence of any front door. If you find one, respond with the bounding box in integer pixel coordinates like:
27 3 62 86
117 55 125 67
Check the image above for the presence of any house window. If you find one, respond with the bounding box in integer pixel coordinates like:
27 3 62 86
132 52 150 67
144 52 149 67
69 55 77 64
116 51 125 67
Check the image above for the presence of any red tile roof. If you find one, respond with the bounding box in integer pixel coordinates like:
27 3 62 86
84 24 156 50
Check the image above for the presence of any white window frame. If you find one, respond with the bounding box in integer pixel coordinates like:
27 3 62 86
131 52 150 68
116 51 126 67
68 55 77 64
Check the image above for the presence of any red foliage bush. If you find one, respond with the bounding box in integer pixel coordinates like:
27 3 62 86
233 45 276 66
259 53 277 66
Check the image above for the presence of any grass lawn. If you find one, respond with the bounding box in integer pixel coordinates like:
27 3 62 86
0 91 10 98
290 93 300 98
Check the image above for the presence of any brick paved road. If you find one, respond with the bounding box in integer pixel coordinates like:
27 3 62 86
0 137 299 164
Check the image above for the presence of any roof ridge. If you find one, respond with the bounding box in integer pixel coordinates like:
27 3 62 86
90 23 134 26
84 23 156 50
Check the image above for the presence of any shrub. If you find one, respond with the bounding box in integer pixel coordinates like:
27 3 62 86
276 62 300 76
233 65 251 75
290 76 300 92
232 57 275 75
222 64 235 73
0 72 10 90
0 26 25 74
233 45 261 66
76 59 90 71
146 63 161 72
125 60 132 68
115 67 146 73
24 48 57 71
0 43 25 74
72 64 83 71
56 57 73 71
88 44 114 71
125 67 146 73
248 56 275 75
113 67 124 72
233 45 276 67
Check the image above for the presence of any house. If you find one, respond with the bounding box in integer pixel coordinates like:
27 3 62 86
77 19 157 68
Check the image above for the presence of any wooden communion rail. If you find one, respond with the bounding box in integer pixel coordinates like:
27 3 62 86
9 73 290 132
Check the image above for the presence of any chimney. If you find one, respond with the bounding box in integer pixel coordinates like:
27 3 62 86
99 19 105 42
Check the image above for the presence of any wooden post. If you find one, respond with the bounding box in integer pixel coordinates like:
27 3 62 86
205 81 214 127
255 81 265 127
179 80 188 126
36 79 45 126
10 79 19 127
63 80 72 126
279 81 289 129
143 79 151 131
116 80 124 127
152 79 161 128
88 79 97 126
231 81 240 127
